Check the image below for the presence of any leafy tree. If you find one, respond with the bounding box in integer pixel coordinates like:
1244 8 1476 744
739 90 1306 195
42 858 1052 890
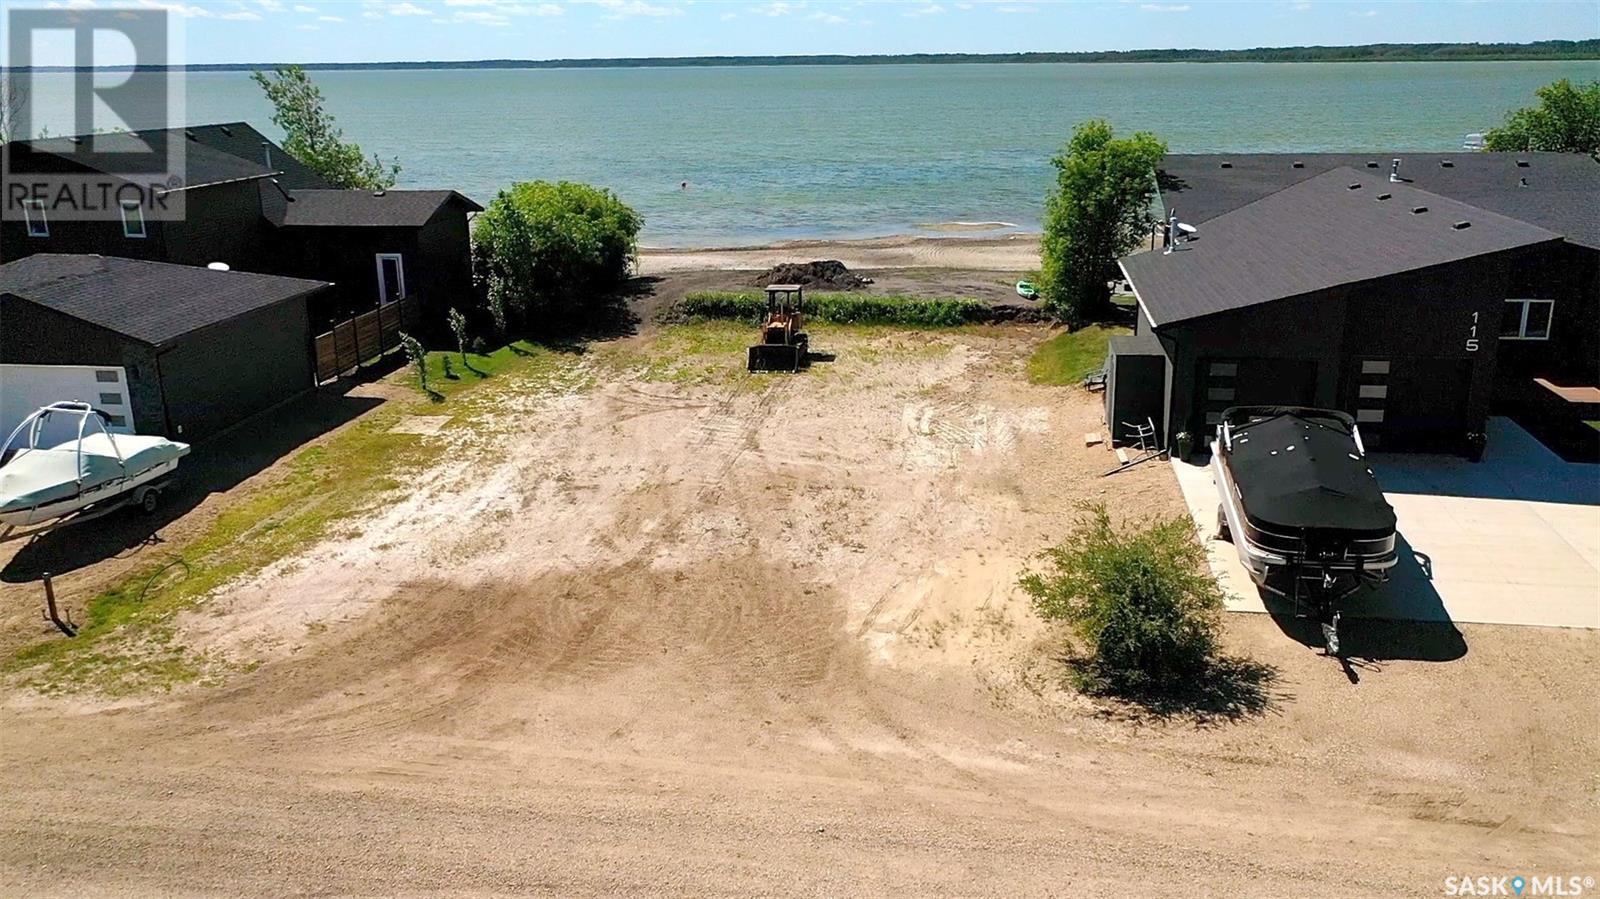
251 65 399 189
471 181 642 327
1040 121 1166 326
1020 502 1225 696
1484 78 1600 156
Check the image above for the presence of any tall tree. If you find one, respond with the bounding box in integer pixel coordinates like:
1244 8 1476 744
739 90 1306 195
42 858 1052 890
250 65 400 190
0 74 23 144
1483 78 1600 156
1040 120 1166 326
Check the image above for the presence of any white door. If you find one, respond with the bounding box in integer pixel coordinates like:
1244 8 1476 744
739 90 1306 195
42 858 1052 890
375 253 406 305
0 364 135 442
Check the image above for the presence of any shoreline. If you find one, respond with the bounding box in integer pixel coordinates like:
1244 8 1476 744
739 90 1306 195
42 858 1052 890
638 232 1042 274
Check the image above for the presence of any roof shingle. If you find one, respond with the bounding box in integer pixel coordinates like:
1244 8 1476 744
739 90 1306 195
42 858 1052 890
0 255 329 346
1158 151 1600 250
1122 168 1561 327
268 189 482 227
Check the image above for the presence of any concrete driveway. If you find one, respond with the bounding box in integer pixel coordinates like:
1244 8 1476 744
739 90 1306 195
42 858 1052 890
1172 418 1600 630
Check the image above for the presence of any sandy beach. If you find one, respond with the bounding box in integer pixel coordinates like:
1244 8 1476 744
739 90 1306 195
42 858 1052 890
639 232 1042 274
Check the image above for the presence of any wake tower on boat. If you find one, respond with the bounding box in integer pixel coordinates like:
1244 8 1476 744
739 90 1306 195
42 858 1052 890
1211 406 1398 655
0 402 189 537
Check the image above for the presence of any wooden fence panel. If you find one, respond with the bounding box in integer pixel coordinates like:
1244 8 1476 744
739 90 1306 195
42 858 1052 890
313 295 422 383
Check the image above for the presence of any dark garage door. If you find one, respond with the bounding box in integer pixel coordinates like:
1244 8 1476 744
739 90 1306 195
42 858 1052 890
1348 357 1470 452
1197 357 1318 430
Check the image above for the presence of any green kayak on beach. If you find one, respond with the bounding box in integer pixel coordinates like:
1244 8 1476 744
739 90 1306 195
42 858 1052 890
1015 280 1038 300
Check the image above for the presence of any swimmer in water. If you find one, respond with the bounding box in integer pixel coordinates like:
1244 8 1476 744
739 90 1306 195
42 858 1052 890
681 181 689 191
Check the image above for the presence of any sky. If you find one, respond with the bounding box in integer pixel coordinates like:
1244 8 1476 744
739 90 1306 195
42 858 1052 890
4 0 1596 66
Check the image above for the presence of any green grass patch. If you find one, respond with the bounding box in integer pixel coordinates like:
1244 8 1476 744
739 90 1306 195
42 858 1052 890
1586 420 1600 433
674 291 991 327
1026 324 1130 386
6 339 574 695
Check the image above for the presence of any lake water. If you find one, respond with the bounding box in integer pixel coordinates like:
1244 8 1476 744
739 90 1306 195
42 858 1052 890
19 60 1600 245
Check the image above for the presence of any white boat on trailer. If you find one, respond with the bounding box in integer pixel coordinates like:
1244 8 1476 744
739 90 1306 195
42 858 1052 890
1210 406 1398 655
0 402 190 539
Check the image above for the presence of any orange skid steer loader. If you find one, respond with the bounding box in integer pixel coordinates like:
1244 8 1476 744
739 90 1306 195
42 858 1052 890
747 284 809 372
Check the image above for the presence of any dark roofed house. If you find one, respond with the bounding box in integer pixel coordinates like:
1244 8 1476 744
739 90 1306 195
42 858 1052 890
1113 154 1598 459
0 255 329 440
2 122 480 344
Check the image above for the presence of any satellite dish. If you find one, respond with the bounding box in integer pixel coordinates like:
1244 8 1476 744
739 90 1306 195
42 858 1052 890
1177 223 1198 235
207 262 230 271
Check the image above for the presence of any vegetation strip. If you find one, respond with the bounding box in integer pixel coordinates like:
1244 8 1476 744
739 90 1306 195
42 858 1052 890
671 291 1041 326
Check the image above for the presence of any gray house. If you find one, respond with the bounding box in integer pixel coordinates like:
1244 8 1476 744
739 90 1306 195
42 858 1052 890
0 254 329 441
1113 167 1564 455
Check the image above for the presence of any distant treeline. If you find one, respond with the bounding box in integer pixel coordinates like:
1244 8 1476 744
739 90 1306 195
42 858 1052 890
10 40 1598 72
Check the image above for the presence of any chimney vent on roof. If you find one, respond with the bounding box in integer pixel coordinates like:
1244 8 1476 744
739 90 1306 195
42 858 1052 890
261 140 272 169
1441 159 1454 168
373 190 386 197
1292 160 1304 168
1452 221 1471 230
1390 159 1402 182
1366 161 1379 168
1516 159 1530 167
1411 206 1429 214
185 130 196 140
1376 193 1392 200
219 125 233 136
1347 183 1362 190
1220 161 1233 168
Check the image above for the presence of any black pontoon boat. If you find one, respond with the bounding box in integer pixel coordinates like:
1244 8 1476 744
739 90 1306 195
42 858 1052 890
1211 406 1398 655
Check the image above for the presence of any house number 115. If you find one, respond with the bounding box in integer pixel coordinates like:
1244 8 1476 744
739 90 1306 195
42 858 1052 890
1466 311 1480 352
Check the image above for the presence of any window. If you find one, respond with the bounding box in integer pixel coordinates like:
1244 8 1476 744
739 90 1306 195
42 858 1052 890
1501 299 1554 341
120 200 147 239
23 199 48 237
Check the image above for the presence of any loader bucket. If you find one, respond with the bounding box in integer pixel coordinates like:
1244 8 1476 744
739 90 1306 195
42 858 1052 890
748 344 802 372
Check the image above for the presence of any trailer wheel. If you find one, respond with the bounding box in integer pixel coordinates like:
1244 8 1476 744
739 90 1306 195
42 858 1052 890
1215 505 1231 542
139 487 160 515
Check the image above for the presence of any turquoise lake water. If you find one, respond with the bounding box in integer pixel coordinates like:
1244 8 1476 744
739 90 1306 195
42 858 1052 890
20 60 1600 244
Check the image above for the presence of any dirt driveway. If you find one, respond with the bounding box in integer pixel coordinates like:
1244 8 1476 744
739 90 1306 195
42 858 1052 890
1 323 1596 897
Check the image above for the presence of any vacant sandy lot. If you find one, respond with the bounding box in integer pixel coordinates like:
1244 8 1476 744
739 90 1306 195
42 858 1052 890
1 322 1596 897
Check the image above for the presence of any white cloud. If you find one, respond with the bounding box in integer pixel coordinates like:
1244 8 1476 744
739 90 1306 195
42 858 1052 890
294 3 316 11
808 9 844 23
389 1 430 14
752 1 801 15
1291 1 1311 9
256 0 287 11
318 13 343 20
955 1 972 7
1351 7 1376 15
903 3 943 15
135 0 215 17
592 0 683 17
295 22 317 29
995 4 1036 12
1139 2 1189 10
221 9 264 19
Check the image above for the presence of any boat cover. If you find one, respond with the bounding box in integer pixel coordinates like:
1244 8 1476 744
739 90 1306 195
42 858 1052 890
1222 412 1395 534
0 433 189 514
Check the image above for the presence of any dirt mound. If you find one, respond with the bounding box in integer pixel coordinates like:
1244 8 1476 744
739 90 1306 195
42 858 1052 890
752 260 867 290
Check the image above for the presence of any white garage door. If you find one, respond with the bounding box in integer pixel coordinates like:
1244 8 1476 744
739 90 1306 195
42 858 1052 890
0 364 135 445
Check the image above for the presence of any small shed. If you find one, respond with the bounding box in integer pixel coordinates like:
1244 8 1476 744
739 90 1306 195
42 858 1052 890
1104 331 1169 447
0 254 330 441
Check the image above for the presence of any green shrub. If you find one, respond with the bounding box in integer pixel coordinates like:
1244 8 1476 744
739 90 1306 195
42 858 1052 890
673 291 989 327
1020 502 1225 696
1040 120 1165 326
472 181 642 328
